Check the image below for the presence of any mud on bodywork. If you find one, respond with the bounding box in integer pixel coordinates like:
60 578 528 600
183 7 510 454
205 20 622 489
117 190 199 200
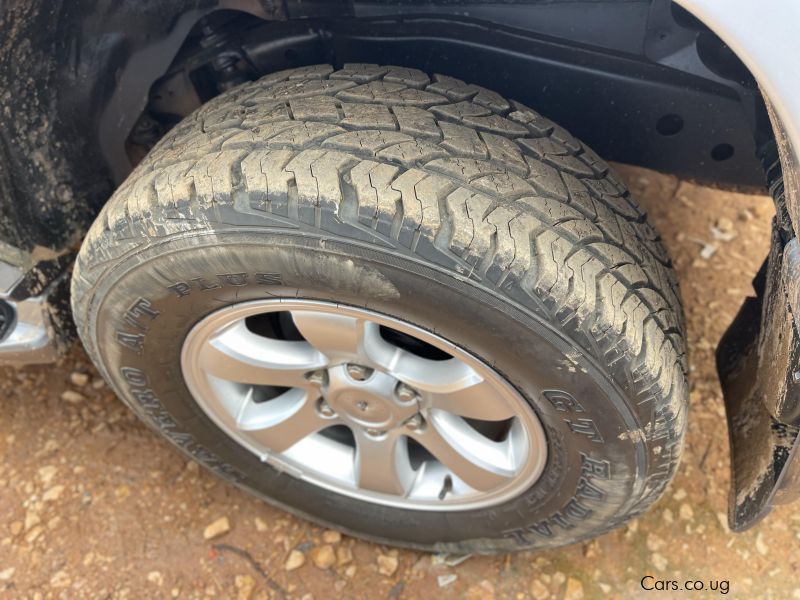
716 109 800 528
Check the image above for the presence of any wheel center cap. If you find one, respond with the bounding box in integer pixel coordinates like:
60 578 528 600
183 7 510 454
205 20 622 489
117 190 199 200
325 365 418 429
334 391 395 427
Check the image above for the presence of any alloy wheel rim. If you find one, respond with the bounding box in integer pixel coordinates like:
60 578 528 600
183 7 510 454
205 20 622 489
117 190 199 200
181 299 547 511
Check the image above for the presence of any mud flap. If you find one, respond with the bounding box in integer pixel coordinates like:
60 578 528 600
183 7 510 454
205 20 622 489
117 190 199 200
717 230 800 530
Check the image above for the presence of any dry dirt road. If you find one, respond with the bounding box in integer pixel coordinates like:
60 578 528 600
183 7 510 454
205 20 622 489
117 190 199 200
0 164 798 599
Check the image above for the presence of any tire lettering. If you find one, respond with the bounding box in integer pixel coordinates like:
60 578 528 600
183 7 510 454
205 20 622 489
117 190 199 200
565 418 603 443
543 390 584 413
166 272 283 297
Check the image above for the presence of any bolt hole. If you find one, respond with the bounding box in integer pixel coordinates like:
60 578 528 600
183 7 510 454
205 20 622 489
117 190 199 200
656 114 684 136
711 143 735 162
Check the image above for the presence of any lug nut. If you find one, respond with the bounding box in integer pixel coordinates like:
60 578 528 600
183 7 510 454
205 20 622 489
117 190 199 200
365 428 384 437
317 400 336 418
346 364 372 381
396 382 419 403
404 414 426 432
306 370 327 386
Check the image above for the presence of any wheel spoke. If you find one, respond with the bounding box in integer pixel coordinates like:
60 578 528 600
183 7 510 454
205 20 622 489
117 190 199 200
238 388 333 453
290 310 365 363
198 321 325 387
354 431 416 496
428 378 516 421
413 410 517 491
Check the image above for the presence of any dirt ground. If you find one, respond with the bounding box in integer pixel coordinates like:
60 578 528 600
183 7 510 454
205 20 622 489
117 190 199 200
1 163 798 599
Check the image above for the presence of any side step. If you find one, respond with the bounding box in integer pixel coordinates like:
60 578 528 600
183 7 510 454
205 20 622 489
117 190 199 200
0 255 72 365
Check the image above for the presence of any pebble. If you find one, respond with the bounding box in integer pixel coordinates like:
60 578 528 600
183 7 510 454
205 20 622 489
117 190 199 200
336 546 353 566
673 488 687 501
37 465 57 486
254 517 268 532
0 568 14 581
147 571 163 586
662 508 674 524
60 390 85 404
322 530 341 544
679 503 694 521
530 580 549 600
9 522 22 536
202 517 230 540
756 532 769 556
564 578 584 600
24 512 40 531
438 574 457 588
377 554 399 576
70 372 90 387
235 574 255 600
50 570 70 588
646 533 666 552
43 485 65 502
284 549 305 571
650 553 668 572
310 545 336 569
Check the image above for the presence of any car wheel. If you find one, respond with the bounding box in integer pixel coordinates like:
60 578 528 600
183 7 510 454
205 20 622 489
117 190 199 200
71 63 688 553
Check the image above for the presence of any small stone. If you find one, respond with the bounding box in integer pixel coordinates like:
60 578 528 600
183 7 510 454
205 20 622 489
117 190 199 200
673 488 687 501
24 512 40 531
553 572 566 586
322 530 341 544
203 517 230 540
756 532 769 556
679 503 694 521
438 574 457 588
598 583 611 594
42 485 65 502
310 545 336 570
9 522 22 536
70 372 90 387
50 570 70 588
377 554 399 577
336 546 353 566
147 571 163 586
25 526 43 544
717 512 729 533
114 485 131 501
650 553 668 572
254 517 268 532
37 465 58 486
284 549 305 571
0 568 14 581
646 533 666 552
345 565 357 578
662 508 674 524
715 217 734 233
60 390 85 404
565 578 584 600
170 588 180 598
530 580 549 600
235 574 255 600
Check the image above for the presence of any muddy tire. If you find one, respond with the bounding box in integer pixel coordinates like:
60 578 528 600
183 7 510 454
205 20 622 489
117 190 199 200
71 64 688 553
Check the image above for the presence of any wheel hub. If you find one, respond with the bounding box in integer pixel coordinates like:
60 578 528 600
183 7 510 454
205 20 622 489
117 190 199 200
180 300 548 511
324 365 419 430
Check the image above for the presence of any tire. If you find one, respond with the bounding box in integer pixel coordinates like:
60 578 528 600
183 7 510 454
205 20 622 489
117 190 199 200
72 63 688 553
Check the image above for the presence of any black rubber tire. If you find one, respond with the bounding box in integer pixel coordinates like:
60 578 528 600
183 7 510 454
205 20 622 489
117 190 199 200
71 64 688 553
